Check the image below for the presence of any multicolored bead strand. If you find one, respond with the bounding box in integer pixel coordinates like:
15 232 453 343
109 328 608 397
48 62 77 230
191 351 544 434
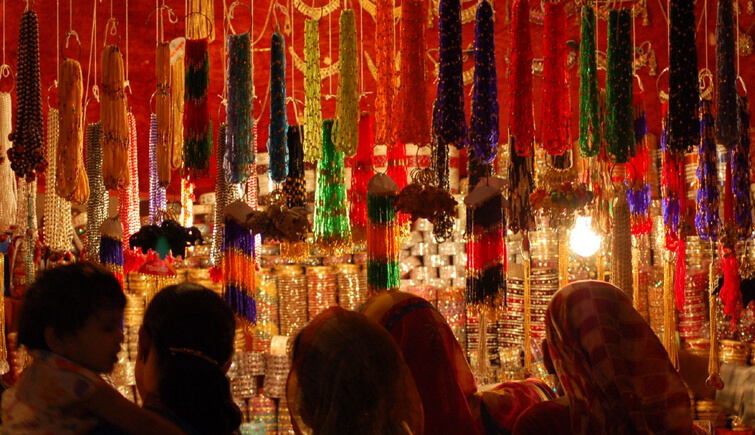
183 38 212 180
119 113 140 246
148 114 167 224
367 175 401 295
225 32 254 184
223 217 257 327
695 99 721 241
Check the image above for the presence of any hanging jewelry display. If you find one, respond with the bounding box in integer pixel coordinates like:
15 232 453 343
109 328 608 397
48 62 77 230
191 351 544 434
508 138 535 234
100 218 125 287
626 92 652 235
56 59 88 204
367 174 401 295
612 188 633 298
695 98 721 242
578 5 600 158
223 217 257 329
304 19 323 162
183 38 212 180
43 108 73 253
395 159 457 229
148 114 167 224
465 177 507 311
433 0 467 149
396 0 430 146
715 0 739 148
541 1 570 156
731 95 752 238
386 141 411 236
170 46 184 171
333 9 359 158
156 41 172 187
314 119 351 255
373 0 394 146
350 114 374 244
8 9 46 181
211 123 241 267
101 45 130 190
0 92 16 233
281 125 308 260
431 137 455 242
509 0 533 158
180 178 195 228
187 0 215 42
269 32 288 184
468 1 497 164
85 122 108 261
14 179 37 240
119 113 140 245
225 31 254 184
605 9 634 164
668 0 700 153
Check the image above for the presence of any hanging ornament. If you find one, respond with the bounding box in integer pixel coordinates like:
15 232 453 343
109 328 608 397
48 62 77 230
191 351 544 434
56 59 88 204
304 19 322 162
467 143 494 196
350 114 374 244
541 1 570 156
396 0 430 146
85 122 109 261
660 104 682 250
605 9 634 164
695 99 721 242
468 1 497 164
386 140 411 235
119 113 140 246
184 38 212 180
612 188 633 298
626 92 652 236
211 123 241 267
663 257 679 369
8 10 46 181
43 108 73 253
509 0 534 157
433 0 467 149
156 41 172 187
281 125 308 261
225 31 254 184
223 217 257 329
731 96 753 238
101 45 130 190
578 5 601 158
269 32 289 184
715 0 740 148
187 0 215 42
180 178 195 228
374 0 394 146
148 114 167 224
668 0 700 153
0 93 16 233
395 164 457 229
314 120 351 255
431 137 455 242
508 136 535 234
706 261 723 389
100 218 125 287
333 9 359 158
465 177 507 312
170 46 185 171
367 174 401 295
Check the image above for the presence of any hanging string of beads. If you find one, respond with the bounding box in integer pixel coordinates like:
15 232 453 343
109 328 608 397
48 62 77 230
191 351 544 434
303 19 323 162
731 96 753 238
695 99 721 242
43 108 73 253
333 9 359 157
14 179 37 240
373 0 394 146
433 0 467 150
156 41 172 187
578 5 600 158
314 119 352 255
367 174 401 295
148 114 167 224
101 45 130 190
57 59 89 204
118 112 140 245
509 0 534 158
211 123 240 267
626 92 652 235
468 1 497 165
180 178 195 229
668 0 700 153
350 113 375 244
612 187 633 299
225 31 254 184
465 184 506 312
715 0 739 148
187 0 215 42
8 9 46 181
223 217 257 330
268 31 288 184
396 0 430 146
541 1 570 156
605 9 634 164
281 125 308 260
170 46 185 171
85 122 108 261
0 92 16 233
183 38 212 180
386 141 411 236
100 218 125 287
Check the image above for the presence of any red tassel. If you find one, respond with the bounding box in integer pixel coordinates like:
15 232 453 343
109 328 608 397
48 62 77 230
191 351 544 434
350 114 375 240
675 238 686 311
541 1 570 156
209 264 223 284
387 142 410 226
719 244 742 328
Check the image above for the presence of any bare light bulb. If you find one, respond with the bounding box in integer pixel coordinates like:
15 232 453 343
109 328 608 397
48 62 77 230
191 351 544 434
569 215 601 257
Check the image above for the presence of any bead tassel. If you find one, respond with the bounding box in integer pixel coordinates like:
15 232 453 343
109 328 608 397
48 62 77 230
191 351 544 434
468 1 497 164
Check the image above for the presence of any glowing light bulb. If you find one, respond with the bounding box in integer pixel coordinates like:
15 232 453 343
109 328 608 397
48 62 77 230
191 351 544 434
569 215 601 257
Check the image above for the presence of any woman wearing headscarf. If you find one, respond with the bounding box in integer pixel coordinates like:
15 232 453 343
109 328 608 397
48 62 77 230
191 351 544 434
286 307 424 435
513 281 699 435
362 291 554 435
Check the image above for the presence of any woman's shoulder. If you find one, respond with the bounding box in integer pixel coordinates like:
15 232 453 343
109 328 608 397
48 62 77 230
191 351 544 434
512 398 571 435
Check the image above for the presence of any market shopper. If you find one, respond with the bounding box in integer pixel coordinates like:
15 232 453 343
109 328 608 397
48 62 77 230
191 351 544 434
512 281 699 435
287 307 424 435
0 262 187 435
361 291 554 435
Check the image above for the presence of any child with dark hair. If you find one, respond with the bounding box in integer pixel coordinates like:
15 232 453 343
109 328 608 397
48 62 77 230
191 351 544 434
135 282 243 435
1 262 186 435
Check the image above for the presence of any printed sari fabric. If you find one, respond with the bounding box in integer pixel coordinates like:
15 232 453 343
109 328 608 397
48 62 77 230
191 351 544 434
543 281 697 435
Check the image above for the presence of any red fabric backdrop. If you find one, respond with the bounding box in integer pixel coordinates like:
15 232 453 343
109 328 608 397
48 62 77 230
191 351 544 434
1 0 754 196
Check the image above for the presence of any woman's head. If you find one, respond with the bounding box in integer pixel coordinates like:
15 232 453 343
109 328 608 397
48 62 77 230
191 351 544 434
288 307 423 435
137 283 241 434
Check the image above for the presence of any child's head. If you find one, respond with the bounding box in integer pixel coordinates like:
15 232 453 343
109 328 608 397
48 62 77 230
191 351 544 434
17 262 126 373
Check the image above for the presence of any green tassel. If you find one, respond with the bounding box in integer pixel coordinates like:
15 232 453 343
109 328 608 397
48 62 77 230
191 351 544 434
605 9 635 163
367 194 397 224
579 5 601 158
314 120 352 253
367 260 401 291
